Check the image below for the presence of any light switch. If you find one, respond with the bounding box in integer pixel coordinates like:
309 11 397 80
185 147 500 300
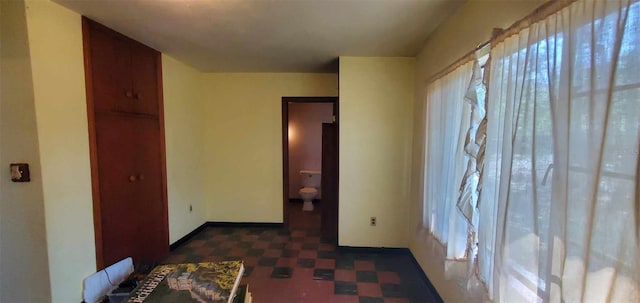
10 163 30 182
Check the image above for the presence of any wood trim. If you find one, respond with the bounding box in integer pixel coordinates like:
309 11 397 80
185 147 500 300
82 16 105 270
282 100 289 229
206 222 284 228
156 52 171 260
282 96 337 103
492 0 578 45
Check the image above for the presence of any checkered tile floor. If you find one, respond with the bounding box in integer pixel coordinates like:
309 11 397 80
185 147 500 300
163 227 442 303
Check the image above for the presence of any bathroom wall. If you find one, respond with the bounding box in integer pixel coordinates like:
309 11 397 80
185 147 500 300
288 102 334 199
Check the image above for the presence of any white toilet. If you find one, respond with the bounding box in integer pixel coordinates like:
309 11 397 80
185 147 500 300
299 170 321 211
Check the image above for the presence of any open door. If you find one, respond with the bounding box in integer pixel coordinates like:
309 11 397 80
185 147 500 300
321 122 338 243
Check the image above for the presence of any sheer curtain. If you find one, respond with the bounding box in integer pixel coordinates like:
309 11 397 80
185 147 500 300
483 0 640 301
423 61 474 259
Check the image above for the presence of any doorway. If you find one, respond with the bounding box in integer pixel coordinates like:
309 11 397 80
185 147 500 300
282 97 338 244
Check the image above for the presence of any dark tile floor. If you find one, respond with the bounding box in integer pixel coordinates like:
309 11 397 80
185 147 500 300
163 225 442 303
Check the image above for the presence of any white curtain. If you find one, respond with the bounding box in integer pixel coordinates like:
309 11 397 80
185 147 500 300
423 61 474 259
482 0 640 301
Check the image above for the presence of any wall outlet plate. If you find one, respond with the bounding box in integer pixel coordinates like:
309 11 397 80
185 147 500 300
370 216 376 226
10 163 30 182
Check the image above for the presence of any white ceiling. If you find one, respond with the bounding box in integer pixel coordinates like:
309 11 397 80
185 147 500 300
54 0 465 72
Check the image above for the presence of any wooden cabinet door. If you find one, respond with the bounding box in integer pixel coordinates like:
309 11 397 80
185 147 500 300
129 43 160 116
87 19 159 117
95 114 168 266
132 116 168 262
89 25 132 114
95 113 143 266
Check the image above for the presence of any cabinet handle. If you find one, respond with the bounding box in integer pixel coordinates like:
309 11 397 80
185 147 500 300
125 91 133 98
128 175 137 182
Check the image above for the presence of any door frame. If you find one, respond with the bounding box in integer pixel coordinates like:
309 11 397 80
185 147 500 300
281 97 339 235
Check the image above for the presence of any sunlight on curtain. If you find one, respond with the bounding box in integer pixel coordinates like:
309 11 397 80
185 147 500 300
423 61 474 260
484 0 639 301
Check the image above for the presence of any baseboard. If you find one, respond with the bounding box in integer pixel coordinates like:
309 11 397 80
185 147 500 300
288 198 321 203
407 251 444 303
337 246 410 255
169 222 209 251
170 221 284 251
206 222 284 228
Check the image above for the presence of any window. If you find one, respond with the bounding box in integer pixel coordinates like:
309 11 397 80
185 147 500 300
482 0 640 301
422 60 475 259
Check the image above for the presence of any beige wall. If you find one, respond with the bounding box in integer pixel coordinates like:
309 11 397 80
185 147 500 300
288 102 334 199
201 73 338 223
25 0 96 301
409 0 545 302
339 57 415 248
0 0 52 301
162 55 207 243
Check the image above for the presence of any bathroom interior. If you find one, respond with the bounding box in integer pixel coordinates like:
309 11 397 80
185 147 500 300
286 100 335 232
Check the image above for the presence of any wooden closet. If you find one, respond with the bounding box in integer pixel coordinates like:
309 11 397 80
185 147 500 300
82 18 169 269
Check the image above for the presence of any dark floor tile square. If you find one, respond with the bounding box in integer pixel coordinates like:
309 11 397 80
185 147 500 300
334 281 358 295
203 241 221 248
242 266 254 277
281 249 299 258
175 246 195 255
268 242 286 249
313 268 335 281
222 256 241 261
291 237 305 242
277 229 290 236
271 267 293 278
246 248 265 257
258 234 275 241
302 243 319 250
247 228 264 235
320 237 336 244
227 234 242 241
356 271 378 283
359 296 384 303
373 258 394 271
353 253 375 261
237 241 253 249
317 250 336 259
258 257 278 266
381 284 407 298
307 229 321 236
219 228 234 234
184 255 201 263
336 257 355 270
297 258 316 268
211 248 231 256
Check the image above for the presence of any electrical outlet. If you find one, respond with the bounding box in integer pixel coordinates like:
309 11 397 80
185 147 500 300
370 217 376 226
189 204 193 212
